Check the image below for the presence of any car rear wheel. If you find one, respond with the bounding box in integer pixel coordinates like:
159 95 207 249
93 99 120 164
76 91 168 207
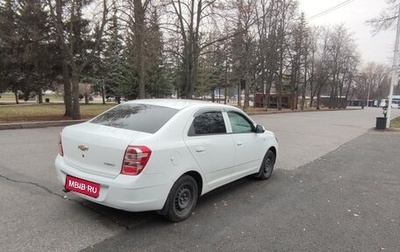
164 175 198 222
254 150 275 180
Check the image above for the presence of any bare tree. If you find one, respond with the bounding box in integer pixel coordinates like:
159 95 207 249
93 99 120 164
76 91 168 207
229 0 259 110
254 0 273 109
289 13 308 110
304 26 319 109
312 27 332 109
163 0 225 98
272 0 298 110
366 0 399 34
355 63 391 103
326 25 360 109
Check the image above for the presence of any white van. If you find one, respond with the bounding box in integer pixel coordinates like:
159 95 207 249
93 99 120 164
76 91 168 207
380 98 400 108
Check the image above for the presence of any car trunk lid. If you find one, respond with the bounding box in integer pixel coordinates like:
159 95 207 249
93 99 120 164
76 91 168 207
61 122 151 178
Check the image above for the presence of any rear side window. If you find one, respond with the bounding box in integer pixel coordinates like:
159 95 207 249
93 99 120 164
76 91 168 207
90 103 178 133
188 111 226 136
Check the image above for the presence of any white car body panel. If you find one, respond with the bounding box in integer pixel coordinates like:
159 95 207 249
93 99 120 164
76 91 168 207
184 133 235 191
231 132 266 179
62 123 152 178
55 99 278 213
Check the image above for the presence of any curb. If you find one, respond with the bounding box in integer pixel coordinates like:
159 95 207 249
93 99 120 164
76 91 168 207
0 120 86 130
385 127 400 132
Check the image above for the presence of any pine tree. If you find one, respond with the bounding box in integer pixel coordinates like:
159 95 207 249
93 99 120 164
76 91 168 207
145 8 171 98
101 5 126 103
0 0 53 103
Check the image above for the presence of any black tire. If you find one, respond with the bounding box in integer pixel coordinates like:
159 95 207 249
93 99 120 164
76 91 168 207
164 175 198 222
255 150 275 180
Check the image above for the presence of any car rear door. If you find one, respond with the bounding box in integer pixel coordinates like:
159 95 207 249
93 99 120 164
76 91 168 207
183 109 235 191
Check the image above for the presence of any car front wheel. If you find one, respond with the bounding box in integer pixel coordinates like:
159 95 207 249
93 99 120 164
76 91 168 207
254 150 275 180
164 175 198 222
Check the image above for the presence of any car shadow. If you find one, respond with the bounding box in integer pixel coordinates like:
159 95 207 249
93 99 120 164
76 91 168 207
71 169 287 230
79 170 290 251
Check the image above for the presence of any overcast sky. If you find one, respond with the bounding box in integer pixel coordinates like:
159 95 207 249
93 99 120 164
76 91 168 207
298 0 396 67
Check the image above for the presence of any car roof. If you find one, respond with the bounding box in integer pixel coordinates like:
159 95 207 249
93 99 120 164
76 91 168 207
125 99 232 110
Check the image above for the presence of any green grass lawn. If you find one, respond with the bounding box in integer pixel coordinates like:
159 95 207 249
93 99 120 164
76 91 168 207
391 116 400 128
0 103 115 123
0 92 65 102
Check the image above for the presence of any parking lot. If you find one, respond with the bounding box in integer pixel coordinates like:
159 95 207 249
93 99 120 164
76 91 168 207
0 107 399 251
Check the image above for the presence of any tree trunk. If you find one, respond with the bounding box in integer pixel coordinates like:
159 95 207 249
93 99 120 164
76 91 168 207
52 0 72 116
102 84 106 104
61 55 72 116
316 85 322 110
237 81 242 107
71 75 81 120
277 72 283 110
243 78 249 111
224 86 227 104
277 41 284 110
14 91 19 104
301 75 307 111
134 0 146 99
37 88 43 104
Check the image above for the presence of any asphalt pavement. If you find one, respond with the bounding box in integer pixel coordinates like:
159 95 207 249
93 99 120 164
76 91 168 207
82 130 400 252
0 107 400 252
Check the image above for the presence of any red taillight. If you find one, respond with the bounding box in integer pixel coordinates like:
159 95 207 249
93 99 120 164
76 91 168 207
121 146 152 176
58 132 64 157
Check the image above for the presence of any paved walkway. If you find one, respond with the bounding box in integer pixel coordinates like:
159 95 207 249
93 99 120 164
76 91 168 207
251 107 400 170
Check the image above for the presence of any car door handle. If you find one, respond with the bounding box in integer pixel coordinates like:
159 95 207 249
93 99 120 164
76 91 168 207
195 147 205 152
236 141 243 146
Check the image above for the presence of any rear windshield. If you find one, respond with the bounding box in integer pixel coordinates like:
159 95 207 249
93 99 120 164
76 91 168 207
90 103 179 133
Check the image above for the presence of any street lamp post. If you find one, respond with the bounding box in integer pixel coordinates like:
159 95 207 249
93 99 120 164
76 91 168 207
387 3 400 128
366 80 371 107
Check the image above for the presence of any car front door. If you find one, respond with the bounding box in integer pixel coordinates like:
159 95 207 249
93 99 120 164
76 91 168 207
183 110 235 191
227 111 265 179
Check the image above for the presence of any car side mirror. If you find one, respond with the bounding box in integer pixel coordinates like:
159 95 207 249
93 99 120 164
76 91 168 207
255 125 265 133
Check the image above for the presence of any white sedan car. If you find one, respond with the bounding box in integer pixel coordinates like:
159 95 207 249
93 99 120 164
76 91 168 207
55 99 278 222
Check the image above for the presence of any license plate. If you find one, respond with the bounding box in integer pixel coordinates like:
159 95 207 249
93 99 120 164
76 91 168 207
65 175 100 198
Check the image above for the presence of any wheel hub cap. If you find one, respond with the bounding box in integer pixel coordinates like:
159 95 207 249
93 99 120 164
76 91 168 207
177 187 191 209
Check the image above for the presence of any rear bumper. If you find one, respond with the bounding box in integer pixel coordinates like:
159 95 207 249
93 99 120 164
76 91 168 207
55 155 172 212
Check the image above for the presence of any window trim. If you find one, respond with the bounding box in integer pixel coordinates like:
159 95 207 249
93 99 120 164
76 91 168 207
187 109 228 137
226 110 256 134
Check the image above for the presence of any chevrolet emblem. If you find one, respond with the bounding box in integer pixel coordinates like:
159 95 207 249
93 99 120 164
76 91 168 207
78 144 89 151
